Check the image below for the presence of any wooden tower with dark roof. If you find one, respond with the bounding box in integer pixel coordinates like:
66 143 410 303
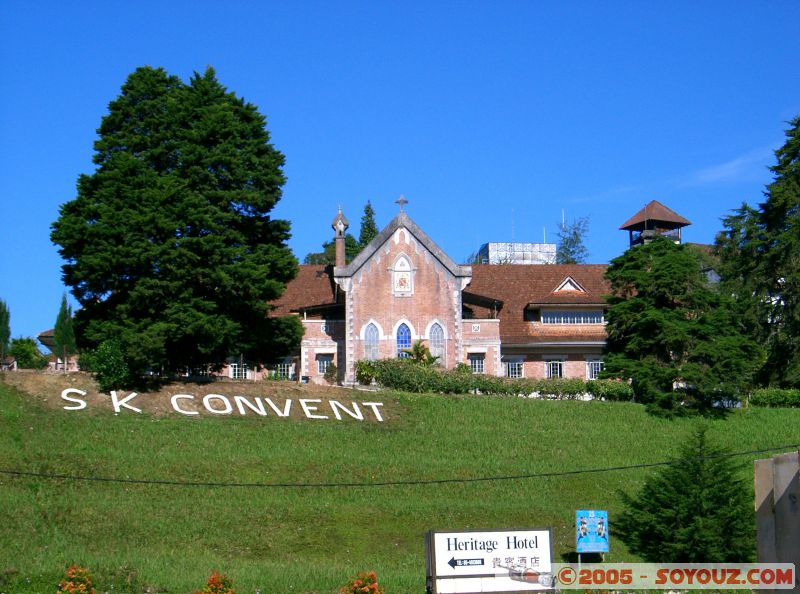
620 200 691 247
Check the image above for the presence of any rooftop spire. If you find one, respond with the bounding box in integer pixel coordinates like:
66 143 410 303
395 195 408 212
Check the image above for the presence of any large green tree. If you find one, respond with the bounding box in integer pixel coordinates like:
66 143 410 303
51 66 302 375
53 293 77 372
0 299 9 364
603 237 762 413
716 116 800 387
9 337 47 369
617 427 754 562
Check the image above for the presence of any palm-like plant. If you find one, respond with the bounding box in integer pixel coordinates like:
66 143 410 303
402 340 440 366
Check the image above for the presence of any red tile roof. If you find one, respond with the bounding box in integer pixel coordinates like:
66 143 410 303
269 265 340 316
467 264 610 344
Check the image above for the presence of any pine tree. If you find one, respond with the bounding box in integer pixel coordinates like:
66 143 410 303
53 293 76 372
51 66 303 375
716 116 800 387
358 200 379 248
604 237 762 413
617 427 754 562
0 299 9 364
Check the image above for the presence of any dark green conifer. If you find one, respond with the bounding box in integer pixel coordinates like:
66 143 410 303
52 66 302 375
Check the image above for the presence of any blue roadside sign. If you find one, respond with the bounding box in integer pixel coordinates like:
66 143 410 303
575 510 609 553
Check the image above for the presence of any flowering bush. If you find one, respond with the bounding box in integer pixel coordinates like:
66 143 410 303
56 565 96 594
340 571 385 594
195 571 235 594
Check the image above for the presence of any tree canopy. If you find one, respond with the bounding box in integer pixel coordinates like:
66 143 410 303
51 66 303 375
303 234 359 265
556 216 589 264
9 337 47 369
0 299 9 363
53 293 77 371
715 115 800 387
617 427 754 562
603 237 762 413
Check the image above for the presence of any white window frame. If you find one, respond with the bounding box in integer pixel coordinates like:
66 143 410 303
541 310 604 324
468 353 485 374
275 359 294 380
230 362 249 380
587 359 604 380
316 354 334 374
364 323 380 361
545 359 564 379
504 357 524 379
429 323 445 363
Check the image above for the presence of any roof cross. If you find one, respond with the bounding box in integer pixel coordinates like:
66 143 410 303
395 195 408 212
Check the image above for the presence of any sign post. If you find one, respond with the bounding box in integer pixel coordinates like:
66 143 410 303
426 528 553 593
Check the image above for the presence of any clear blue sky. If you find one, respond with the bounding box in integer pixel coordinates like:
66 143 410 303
1 0 799 342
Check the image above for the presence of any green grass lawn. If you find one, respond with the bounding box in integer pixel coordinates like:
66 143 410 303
1 375 798 593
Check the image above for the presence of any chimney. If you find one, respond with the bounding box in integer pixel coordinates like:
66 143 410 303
331 206 349 267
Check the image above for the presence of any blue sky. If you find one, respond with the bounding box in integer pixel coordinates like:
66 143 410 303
1 1 799 342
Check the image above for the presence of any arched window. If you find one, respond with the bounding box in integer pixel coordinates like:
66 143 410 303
364 323 379 360
429 323 444 361
392 255 413 294
396 323 411 357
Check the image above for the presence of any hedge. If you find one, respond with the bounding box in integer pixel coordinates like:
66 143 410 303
749 387 800 408
355 359 633 400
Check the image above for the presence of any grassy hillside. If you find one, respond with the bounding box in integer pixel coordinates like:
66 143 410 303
1 373 798 593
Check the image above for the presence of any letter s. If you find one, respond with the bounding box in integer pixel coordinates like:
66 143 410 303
61 388 88 411
655 569 668 585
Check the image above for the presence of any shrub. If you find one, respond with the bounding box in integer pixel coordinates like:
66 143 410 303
57 564 96 594
355 360 377 385
367 358 635 401
586 379 635 401
90 339 134 392
195 571 235 594
749 387 800 408
324 362 338 385
340 570 385 594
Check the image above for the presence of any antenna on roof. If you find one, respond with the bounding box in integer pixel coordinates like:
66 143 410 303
543 226 546 243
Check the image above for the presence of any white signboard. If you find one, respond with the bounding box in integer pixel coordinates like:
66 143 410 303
427 529 553 593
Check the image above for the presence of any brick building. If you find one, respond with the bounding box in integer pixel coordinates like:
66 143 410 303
271 205 610 384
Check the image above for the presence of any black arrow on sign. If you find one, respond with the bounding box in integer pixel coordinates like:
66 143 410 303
448 557 485 569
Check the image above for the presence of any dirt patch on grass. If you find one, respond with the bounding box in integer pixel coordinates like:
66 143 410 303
1 371 397 422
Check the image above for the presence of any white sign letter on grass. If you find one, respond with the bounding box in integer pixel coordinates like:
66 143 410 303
61 388 87 411
171 394 199 415
362 402 384 422
203 394 233 415
300 399 328 420
110 391 142 414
